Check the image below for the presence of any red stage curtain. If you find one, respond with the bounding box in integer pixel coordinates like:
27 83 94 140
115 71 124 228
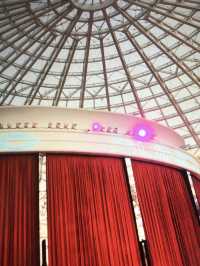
192 175 200 206
0 154 40 266
132 160 200 266
47 155 142 266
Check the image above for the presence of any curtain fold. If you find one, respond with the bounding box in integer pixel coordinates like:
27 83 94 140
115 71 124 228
132 160 200 266
192 175 200 206
0 154 40 266
47 154 142 266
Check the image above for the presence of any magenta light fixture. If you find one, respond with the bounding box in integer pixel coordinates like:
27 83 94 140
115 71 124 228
92 122 102 132
131 124 155 141
138 129 147 137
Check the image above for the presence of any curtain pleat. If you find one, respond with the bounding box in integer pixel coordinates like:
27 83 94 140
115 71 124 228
0 154 40 266
132 160 200 266
192 175 200 206
47 154 142 266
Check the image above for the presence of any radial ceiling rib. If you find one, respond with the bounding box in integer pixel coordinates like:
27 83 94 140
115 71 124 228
0 33 55 105
0 26 54 75
147 16 200 53
124 29 200 147
116 5 200 147
0 1 64 25
30 2 73 33
128 0 200 29
0 7 28 23
115 5 200 88
25 10 82 105
159 0 200 10
0 32 54 84
79 12 93 108
0 2 72 60
103 9 145 117
0 17 33 36
100 37 111 111
0 24 38 55
0 0 30 8
0 1 65 32
0 6 70 68
0 3 72 55
53 38 79 106
148 83 171 128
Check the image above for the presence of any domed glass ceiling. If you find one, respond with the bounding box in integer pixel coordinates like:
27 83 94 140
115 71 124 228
0 0 200 156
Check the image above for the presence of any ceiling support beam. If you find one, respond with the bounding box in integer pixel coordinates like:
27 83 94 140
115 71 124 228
25 10 82 105
53 38 79 106
127 0 200 29
0 24 39 54
158 0 200 11
0 1 65 33
116 5 200 147
0 28 53 76
0 5 73 73
0 33 55 105
0 0 30 8
100 37 111 111
122 25 200 146
147 16 200 53
0 4 75 104
79 12 93 108
103 9 145 117
116 5 200 88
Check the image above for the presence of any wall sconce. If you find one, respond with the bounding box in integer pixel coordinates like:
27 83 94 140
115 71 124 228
56 122 61 129
48 122 52 128
32 122 38 128
24 122 29 128
92 122 103 132
16 122 22 128
130 124 155 142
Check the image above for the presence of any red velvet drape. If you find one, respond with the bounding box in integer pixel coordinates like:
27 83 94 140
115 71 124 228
192 175 200 206
47 155 142 266
132 160 200 266
0 154 40 266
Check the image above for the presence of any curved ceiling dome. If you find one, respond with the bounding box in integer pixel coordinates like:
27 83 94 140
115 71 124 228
0 0 200 156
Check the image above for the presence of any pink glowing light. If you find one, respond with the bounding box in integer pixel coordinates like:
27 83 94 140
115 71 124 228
131 124 155 141
138 129 147 137
92 122 102 132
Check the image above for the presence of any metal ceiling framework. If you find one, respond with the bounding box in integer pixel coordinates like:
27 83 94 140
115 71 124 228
0 0 200 157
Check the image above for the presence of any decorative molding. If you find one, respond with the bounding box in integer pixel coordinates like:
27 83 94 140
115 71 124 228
0 107 199 176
